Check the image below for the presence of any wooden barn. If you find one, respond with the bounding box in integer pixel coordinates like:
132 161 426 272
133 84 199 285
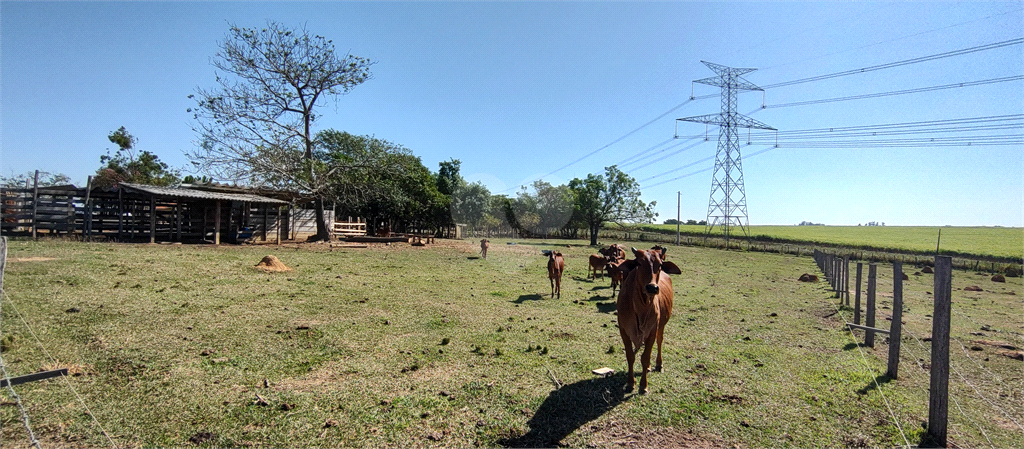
1 182 296 244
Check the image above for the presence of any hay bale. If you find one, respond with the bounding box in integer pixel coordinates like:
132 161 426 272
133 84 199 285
255 255 292 272
991 274 1006 283
798 273 818 282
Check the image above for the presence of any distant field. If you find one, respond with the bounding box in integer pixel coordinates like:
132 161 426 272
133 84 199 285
640 225 1023 261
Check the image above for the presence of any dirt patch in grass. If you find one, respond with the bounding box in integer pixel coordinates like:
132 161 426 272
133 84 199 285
8 257 58 262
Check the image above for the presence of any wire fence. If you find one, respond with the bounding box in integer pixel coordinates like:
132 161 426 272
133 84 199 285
814 250 1023 448
0 237 116 447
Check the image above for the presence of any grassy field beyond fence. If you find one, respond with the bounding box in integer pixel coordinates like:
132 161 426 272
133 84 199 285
638 224 1023 261
1 238 1020 447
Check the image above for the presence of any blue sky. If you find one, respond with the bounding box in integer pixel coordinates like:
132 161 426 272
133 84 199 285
2 1 1022 227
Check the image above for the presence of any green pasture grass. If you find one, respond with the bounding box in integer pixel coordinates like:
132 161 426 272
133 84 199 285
0 238 1020 447
641 224 1024 261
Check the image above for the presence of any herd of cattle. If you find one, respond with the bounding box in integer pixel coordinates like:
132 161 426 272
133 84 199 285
530 242 679 395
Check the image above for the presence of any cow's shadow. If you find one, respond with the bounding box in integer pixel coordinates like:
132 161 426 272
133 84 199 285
595 302 617 313
499 374 630 448
514 294 545 303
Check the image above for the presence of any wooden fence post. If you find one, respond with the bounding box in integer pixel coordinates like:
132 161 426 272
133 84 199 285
214 201 221 245
149 196 157 244
833 255 841 298
843 255 851 306
854 263 863 325
927 256 952 447
31 170 39 239
866 263 877 347
886 262 903 379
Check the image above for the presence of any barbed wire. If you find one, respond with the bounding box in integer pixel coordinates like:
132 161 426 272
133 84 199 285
900 326 1000 447
827 298 912 448
0 353 42 449
3 290 117 447
895 335 975 448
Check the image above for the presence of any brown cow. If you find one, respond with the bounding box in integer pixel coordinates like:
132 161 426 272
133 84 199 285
543 250 564 299
616 247 681 394
605 258 627 297
588 254 607 279
650 245 667 258
600 244 626 262
480 239 490 259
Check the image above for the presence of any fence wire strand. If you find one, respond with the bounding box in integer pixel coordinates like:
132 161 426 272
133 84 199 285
3 290 117 448
827 298 912 448
895 338 971 447
0 353 42 449
901 326 999 448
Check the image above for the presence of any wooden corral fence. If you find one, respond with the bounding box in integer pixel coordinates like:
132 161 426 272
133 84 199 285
332 217 367 238
815 251 957 446
0 177 305 245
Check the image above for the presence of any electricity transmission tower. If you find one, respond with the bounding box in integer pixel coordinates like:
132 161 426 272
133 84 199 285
678 61 774 247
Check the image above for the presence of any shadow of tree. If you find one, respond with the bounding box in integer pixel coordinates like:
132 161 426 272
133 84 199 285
856 374 893 396
467 256 481 260
586 295 609 302
514 294 545 303
499 374 630 448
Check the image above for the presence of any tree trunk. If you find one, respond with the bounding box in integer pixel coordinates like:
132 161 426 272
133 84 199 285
313 197 331 241
590 223 600 246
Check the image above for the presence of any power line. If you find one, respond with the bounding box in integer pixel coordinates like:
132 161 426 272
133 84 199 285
759 6 1024 72
764 75 1024 109
621 139 704 172
753 136 1023 148
761 38 1024 90
747 114 1024 139
501 99 694 193
688 38 1024 102
615 137 677 167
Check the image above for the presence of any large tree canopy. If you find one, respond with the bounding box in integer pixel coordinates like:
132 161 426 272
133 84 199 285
316 130 449 234
502 180 573 238
188 21 374 240
569 166 656 246
94 127 180 189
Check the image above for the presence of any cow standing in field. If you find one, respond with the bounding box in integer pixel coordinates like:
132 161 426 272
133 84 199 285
616 247 681 394
542 250 564 299
606 258 626 297
600 244 627 262
480 239 489 259
588 254 607 279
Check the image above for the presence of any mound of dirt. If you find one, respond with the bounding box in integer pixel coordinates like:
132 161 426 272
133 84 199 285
964 285 983 292
991 274 1006 283
798 273 818 282
921 266 934 274
255 255 292 272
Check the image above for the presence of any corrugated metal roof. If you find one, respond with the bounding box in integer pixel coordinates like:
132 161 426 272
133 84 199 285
120 183 289 204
